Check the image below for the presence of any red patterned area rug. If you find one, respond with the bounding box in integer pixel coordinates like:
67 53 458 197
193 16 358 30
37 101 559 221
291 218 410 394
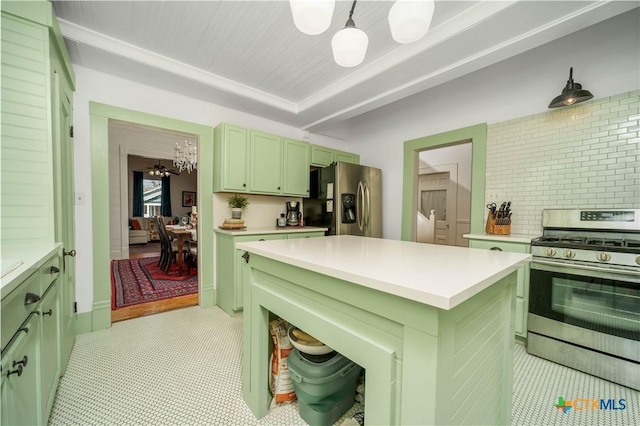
111 257 197 309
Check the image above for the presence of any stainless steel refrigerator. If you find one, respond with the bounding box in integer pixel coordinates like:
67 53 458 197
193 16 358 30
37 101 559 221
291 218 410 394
304 162 382 237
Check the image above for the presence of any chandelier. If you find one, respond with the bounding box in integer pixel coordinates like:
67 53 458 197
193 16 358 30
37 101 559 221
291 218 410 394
173 139 197 174
290 0 435 68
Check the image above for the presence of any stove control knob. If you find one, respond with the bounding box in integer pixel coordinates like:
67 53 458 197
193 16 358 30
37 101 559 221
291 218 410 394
546 248 557 257
564 250 575 259
596 252 611 262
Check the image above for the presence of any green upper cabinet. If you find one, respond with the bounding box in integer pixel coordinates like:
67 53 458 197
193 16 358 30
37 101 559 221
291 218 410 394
334 149 360 164
310 145 334 167
213 123 249 192
310 144 360 167
249 130 282 194
214 123 359 197
282 138 310 197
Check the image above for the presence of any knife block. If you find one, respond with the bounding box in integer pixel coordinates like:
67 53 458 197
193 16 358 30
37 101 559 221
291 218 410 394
485 215 511 235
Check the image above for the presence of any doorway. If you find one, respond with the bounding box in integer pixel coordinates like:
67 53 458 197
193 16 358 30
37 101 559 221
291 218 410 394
88 103 214 332
415 142 472 246
401 124 487 243
109 123 200 322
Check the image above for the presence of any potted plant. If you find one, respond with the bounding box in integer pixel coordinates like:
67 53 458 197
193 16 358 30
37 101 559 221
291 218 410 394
227 194 249 219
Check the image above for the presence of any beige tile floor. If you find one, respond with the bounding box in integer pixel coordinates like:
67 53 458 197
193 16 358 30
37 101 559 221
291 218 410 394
49 306 639 425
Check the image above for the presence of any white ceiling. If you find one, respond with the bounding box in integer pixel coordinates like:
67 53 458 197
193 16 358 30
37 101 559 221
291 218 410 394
53 1 638 132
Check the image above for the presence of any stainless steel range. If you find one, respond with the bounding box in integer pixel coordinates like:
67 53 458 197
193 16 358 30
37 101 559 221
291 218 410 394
528 209 640 390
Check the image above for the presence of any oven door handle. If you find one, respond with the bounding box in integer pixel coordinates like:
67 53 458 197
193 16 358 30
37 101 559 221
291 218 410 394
532 259 640 278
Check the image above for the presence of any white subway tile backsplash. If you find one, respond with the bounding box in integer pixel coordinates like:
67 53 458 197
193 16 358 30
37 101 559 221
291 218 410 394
486 90 640 235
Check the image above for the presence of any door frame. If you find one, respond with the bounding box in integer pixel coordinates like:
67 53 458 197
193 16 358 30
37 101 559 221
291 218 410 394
89 102 214 332
401 124 487 241
418 164 458 245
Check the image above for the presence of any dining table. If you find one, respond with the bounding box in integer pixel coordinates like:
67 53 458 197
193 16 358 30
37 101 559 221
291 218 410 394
166 226 195 276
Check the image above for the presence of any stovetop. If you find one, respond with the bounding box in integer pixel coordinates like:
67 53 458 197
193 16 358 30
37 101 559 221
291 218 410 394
531 236 640 255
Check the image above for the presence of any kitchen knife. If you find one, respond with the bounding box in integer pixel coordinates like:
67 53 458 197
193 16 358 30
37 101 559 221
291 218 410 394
505 201 511 217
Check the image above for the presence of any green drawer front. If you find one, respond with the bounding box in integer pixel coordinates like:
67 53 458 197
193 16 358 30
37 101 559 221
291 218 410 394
287 232 325 239
469 239 530 254
1 271 40 351
40 255 60 293
234 234 285 244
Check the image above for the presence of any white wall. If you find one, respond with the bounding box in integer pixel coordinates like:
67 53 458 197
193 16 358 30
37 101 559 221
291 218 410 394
72 66 347 313
346 10 640 240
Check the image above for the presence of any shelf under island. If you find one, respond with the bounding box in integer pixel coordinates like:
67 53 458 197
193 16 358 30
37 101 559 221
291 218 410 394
237 235 531 425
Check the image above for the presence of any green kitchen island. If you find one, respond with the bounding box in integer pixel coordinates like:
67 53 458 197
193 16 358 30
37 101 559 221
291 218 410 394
237 235 530 425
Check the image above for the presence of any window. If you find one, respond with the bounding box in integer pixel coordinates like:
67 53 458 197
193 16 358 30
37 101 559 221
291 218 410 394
143 179 162 218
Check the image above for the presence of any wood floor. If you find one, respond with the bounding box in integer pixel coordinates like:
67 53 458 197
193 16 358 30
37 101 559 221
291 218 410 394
111 250 199 323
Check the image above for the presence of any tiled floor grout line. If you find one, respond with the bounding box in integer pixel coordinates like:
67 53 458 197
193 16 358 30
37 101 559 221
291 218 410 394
49 306 639 425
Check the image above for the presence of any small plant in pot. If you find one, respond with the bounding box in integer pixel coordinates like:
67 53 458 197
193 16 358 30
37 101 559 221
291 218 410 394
227 194 249 219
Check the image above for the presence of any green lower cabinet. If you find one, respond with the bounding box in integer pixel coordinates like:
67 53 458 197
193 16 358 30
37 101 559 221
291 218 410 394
216 231 325 315
40 282 61 420
1 316 41 426
217 233 285 316
468 238 530 341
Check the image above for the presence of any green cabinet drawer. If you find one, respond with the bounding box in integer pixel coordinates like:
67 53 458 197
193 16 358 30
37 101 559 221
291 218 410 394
1 315 41 426
40 255 60 293
469 239 529 253
1 271 40 351
286 232 325 239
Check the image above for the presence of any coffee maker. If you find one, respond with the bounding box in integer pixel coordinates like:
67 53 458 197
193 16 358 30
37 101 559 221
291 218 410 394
285 201 299 226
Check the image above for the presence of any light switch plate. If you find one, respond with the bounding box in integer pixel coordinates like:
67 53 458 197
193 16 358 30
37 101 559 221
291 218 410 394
326 200 334 213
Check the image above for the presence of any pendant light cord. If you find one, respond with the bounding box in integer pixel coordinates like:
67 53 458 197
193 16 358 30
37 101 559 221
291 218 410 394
349 0 358 20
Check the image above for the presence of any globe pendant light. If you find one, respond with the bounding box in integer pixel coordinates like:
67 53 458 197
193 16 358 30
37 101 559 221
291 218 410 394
331 1 368 68
290 0 335 35
548 67 594 108
388 0 435 44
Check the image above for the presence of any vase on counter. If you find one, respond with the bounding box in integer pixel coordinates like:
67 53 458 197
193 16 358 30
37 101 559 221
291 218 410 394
231 208 242 219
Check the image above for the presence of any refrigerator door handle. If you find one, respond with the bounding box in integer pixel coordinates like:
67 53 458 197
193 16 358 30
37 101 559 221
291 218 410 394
356 181 364 231
364 182 371 230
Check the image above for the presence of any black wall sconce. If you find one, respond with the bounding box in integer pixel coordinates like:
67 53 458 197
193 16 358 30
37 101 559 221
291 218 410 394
548 67 593 108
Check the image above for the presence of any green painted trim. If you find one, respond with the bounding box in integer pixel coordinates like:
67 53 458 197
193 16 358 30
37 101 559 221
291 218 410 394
89 102 215 330
49 10 75 88
401 123 487 241
75 312 93 336
92 300 111 332
1 0 52 27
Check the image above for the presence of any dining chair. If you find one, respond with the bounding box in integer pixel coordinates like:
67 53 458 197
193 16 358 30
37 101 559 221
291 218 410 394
157 218 180 273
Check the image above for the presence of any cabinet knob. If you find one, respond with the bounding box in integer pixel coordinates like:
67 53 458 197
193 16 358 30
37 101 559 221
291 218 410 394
43 309 53 317
259 239 265 241
50 266 60 274
24 292 40 306
242 251 250 264
13 356 28 368
64 249 76 257
277 187 281 190
242 183 246 187
490 247 503 251
6 365 23 377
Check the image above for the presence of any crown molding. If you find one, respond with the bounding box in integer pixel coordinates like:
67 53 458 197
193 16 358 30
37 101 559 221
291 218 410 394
58 19 298 114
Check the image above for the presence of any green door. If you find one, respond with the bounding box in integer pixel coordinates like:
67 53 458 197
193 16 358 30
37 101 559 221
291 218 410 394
282 139 309 197
222 124 249 192
310 145 334 167
249 131 282 194
53 73 76 374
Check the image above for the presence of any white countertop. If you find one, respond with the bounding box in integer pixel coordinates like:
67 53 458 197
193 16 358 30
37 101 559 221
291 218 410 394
214 226 328 236
463 233 540 244
1 242 61 299
237 235 530 310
